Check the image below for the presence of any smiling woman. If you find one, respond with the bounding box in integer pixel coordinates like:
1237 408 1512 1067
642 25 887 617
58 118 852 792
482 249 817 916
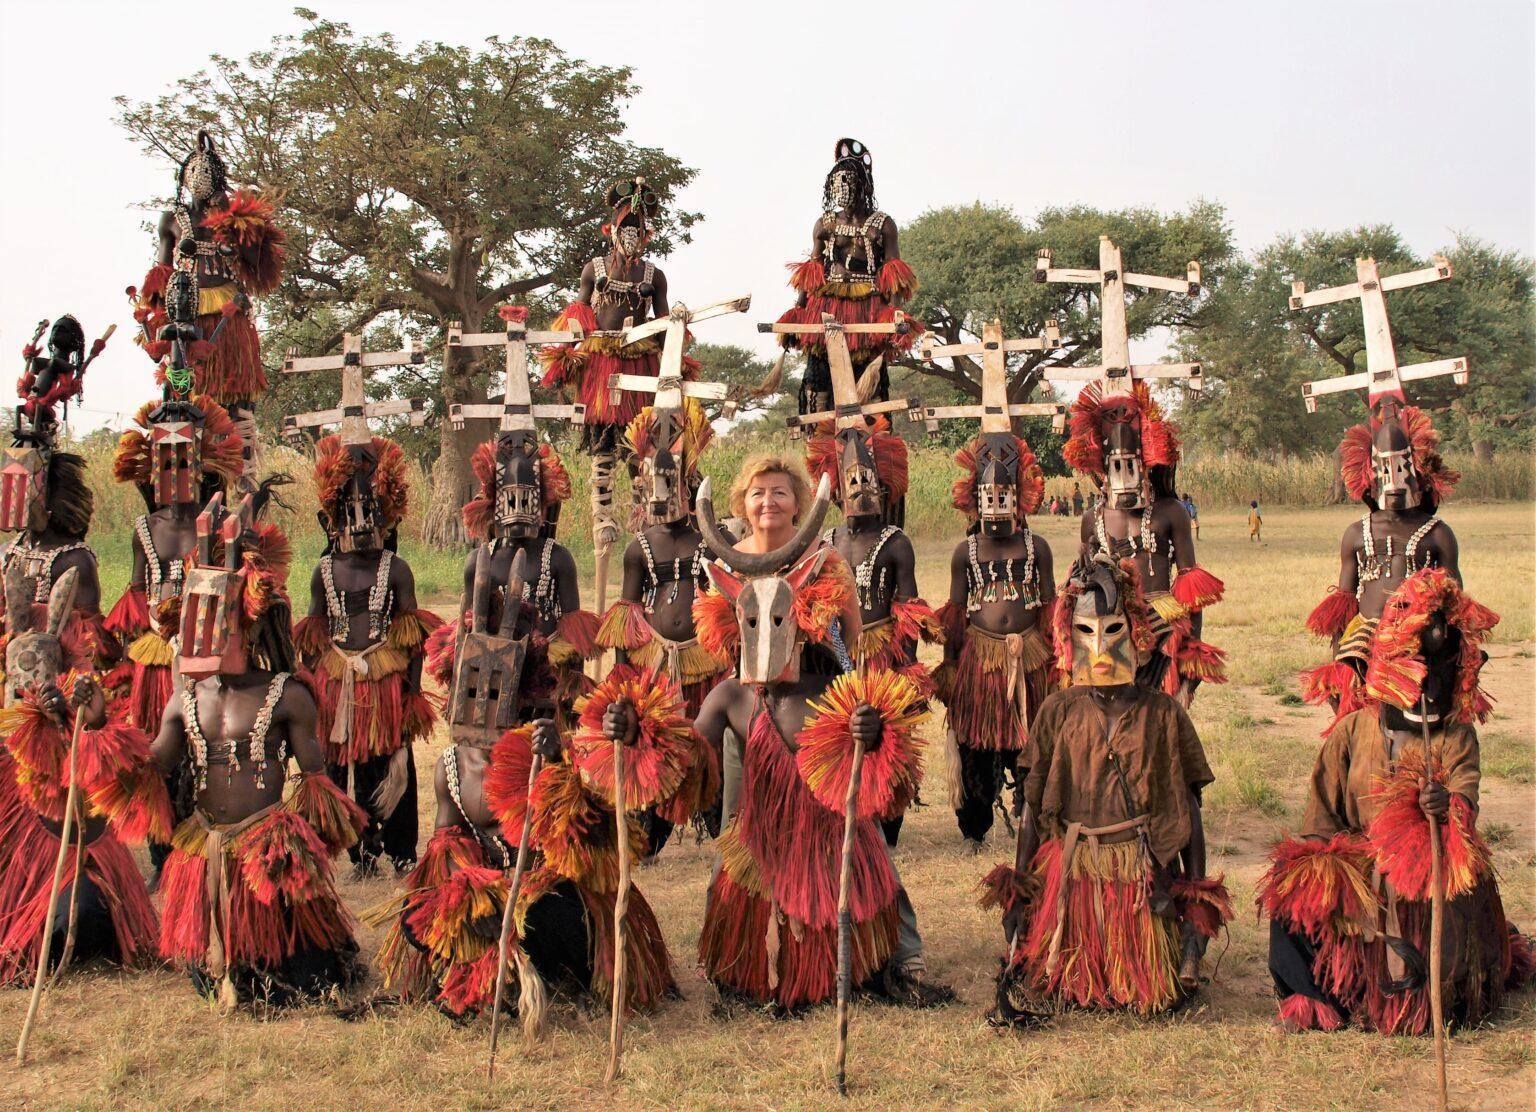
728 454 813 549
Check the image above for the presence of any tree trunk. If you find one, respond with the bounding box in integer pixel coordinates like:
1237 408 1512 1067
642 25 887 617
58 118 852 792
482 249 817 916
1473 438 1494 465
1324 443 1348 506
422 346 490 547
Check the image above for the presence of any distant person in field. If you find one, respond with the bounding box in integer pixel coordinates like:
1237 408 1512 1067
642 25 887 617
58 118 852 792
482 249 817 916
1248 501 1262 542
1182 491 1200 539
1071 482 1084 516
984 554 1230 1024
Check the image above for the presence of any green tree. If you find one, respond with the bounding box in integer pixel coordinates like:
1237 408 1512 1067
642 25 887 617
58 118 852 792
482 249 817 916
116 10 698 542
689 342 787 422
899 201 1235 419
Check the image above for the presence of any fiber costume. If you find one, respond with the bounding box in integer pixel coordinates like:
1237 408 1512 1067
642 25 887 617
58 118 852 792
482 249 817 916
985 557 1231 1020
1263 569 1529 1034
775 139 918 414
932 432 1053 844
293 434 440 873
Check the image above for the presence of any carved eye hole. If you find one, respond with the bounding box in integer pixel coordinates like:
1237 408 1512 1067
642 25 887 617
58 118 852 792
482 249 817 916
746 616 758 629
772 614 784 627
1104 620 1125 635
1073 623 1095 636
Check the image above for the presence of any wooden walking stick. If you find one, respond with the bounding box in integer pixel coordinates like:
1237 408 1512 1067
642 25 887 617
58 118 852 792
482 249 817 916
1420 693 1449 1112
834 731 867 1098
487 747 547 1081
605 700 632 1085
50 825 86 986
15 702 87 1064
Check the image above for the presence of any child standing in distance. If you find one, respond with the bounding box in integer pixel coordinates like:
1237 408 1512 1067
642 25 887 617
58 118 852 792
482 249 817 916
1182 491 1200 539
1248 500 1262 542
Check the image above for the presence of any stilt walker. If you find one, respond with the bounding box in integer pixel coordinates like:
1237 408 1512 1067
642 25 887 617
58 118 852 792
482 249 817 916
283 334 441 877
129 130 285 477
1291 256 1471 731
540 179 685 612
1036 238 1224 703
918 319 1065 850
773 139 920 416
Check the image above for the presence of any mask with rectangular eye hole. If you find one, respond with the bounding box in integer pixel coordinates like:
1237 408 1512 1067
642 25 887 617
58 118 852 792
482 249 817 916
1381 608 1463 731
146 398 206 507
836 427 885 522
493 431 543 539
325 443 384 554
974 432 1020 538
1370 405 1422 512
638 410 690 526
1068 560 1138 687
1102 419 1147 511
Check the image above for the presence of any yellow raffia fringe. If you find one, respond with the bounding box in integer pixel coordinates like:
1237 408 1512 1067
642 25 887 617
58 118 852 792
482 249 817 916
197 284 239 316
1149 593 1188 624
1065 837 1146 883
170 815 209 858
316 643 410 681
360 891 408 931
386 612 429 652
968 625 1052 674
628 636 725 686
128 630 176 667
717 821 768 899
1336 614 1378 663
547 639 581 671
817 280 877 299
855 620 896 662
583 333 662 359
596 603 650 652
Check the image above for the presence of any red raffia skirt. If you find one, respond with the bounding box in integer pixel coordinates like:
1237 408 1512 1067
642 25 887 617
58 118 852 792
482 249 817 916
1012 835 1231 1015
158 808 355 976
698 708 899 1009
0 763 159 985
938 626 1050 752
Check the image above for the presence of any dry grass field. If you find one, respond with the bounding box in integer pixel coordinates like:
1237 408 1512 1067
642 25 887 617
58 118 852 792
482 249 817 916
3 502 1533 1110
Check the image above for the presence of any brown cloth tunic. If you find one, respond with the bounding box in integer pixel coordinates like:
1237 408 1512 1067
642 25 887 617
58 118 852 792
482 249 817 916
1021 686 1214 867
1301 709 1480 837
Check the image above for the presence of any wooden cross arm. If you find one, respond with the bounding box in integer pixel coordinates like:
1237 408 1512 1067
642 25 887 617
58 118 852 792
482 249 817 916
620 295 752 345
445 321 586 349
786 396 920 435
1040 361 1203 387
283 343 425 374
609 373 729 402
1299 356 1469 412
448 401 586 429
759 318 912 337
919 322 1062 360
1289 256 1453 310
1124 263 1202 295
922 401 1065 421
283 398 428 436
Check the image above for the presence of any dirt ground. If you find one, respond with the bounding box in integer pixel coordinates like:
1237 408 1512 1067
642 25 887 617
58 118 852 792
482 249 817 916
3 504 1533 1110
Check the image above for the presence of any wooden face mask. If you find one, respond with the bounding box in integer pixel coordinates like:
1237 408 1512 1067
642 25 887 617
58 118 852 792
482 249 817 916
1069 590 1137 687
0 443 49 534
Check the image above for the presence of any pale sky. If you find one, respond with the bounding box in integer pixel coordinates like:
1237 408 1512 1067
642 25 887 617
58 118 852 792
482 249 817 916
2 0 1532 432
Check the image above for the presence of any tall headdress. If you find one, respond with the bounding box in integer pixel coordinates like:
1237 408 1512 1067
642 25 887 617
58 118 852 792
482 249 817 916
626 396 714 528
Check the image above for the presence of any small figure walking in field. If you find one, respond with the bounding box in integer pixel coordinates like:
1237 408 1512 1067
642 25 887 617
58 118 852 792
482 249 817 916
1182 492 1199 539
1248 500 1262 542
1071 482 1084 517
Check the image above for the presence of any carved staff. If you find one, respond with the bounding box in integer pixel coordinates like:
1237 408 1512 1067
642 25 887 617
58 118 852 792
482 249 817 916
605 697 632 1084
1420 693 1449 1112
487 750 546 1080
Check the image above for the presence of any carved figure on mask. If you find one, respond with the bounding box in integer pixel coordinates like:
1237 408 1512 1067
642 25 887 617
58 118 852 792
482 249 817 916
983 554 1231 1024
1263 568 1532 1034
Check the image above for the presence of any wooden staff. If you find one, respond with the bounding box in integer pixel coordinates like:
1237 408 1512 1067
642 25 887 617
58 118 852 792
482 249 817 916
1419 693 1449 1112
834 732 867 1098
487 749 547 1081
50 828 86 986
604 701 631 1085
15 704 87 1064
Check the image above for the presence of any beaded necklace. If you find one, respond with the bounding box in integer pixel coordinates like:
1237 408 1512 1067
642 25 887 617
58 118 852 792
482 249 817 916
838 525 897 612
1356 512 1442 600
1 540 91 603
135 515 185 603
181 673 290 791
965 530 1039 612
320 551 393 641
636 531 706 613
820 210 887 278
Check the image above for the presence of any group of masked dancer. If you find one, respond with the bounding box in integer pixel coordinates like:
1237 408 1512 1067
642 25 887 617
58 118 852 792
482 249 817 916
0 132 1526 1062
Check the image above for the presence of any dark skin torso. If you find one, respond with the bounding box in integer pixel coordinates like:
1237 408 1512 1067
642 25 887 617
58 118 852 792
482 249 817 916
1080 495 1198 596
575 256 669 332
131 504 200 606
830 517 917 627
945 527 1056 655
155 196 257 289
151 670 324 825
696 673 837 758
433 745 499 835
618 520 703 644
1338 509 1460 621
306 548 424 686
458 537 580 639
8 527 100 612
809 210 901 289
